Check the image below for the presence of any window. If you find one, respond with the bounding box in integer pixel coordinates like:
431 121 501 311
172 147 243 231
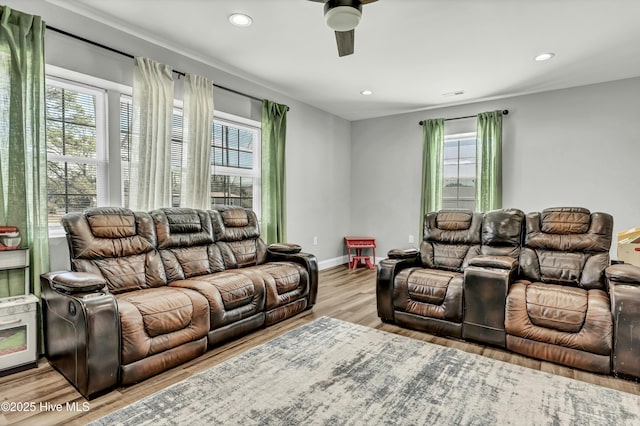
211 115 261 214
442 132 476 210
45 78 107 227
44 69 262 232
120 103 261 214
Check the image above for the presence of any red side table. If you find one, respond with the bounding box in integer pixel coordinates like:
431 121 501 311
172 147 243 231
344 236 376 270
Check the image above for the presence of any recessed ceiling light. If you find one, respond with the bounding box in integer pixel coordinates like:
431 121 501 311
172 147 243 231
229 13 253 27
535 52 555 62
441 90 465 97
360 89 373 96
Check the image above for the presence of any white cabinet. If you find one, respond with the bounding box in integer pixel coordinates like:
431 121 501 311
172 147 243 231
0 248 37 375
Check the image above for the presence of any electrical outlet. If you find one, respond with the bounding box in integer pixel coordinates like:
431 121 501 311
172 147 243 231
313 236 318 245
408 235 414 244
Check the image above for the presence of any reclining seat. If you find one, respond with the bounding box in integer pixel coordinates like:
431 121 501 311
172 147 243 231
42 207 209 398
210 206 311 326
151 208 266 346
390 209 482 338
505 207 613 374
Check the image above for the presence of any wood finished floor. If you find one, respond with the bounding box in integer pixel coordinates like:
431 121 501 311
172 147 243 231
1 265 639 425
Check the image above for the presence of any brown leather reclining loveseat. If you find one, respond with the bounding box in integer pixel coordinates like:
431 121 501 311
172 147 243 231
377 207 640 380
41 206 318 398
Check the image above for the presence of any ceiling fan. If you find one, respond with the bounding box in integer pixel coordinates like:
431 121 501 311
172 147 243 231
308 0 379 57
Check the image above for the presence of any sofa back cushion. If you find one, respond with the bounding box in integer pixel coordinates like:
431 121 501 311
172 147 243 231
479 208 525 258
210 206 267 268
421 209 482 272
61 207 166 294
151 208 225 282
520 207 613 289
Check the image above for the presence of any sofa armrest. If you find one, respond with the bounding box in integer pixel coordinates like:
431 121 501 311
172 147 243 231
376 256 419 322
606 263 640 284
605 264 640 379
266 250 319 307
387 248 419 260
50 271 107 294
41 271 120 398
267 243 302 254
468 255 517 270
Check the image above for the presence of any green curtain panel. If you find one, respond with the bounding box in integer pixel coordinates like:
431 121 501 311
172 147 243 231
261 100 288 244
419 118 445 239
0 7 49 298
475 110 503 212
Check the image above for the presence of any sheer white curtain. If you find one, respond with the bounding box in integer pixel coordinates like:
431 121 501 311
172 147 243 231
181 74 214 209
129 57 174 211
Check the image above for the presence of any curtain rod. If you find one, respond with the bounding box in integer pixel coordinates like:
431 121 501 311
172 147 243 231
418 110 509 126
46 24 284 108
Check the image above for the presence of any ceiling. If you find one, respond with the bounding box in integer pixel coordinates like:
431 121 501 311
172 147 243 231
47 0 640 121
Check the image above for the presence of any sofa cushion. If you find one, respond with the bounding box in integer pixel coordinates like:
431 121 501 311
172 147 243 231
242 262 308 308
160 245 226 281
541 207 590 235
525 283 587 333
62 208 167 294
505 280 612 356
152 208 214 250
86 207 137 238
405 269 453 305
116 287 209 364
170 271 266 329
436 210 472 231
211 206 260 241
525 209 612 253
421 242 479 273
123 289 194 337
393 267 463 322
220 208 250 227
72 251 167 294
424 210 482 244
481 208 525 247
219 240 262 268
63 208 157 260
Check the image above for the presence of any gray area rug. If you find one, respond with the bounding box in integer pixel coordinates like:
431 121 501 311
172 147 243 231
91 317 640 426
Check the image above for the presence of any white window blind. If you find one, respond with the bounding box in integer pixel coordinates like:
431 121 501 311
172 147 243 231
45 77 107 227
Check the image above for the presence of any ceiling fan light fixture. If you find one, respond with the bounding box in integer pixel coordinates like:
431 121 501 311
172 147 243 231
325 6 362 31
229 13 253 27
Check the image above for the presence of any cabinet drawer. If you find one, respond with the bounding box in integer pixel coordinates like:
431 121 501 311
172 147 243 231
0 249 29 270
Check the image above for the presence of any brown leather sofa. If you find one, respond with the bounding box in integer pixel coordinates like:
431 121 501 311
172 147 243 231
41 206 318 398
377 208 523 339
377 207 640 381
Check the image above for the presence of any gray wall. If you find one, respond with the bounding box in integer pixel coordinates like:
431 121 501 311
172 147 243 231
9 0 351 269
351 77 640 259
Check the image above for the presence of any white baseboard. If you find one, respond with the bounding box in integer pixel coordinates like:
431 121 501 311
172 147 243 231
318 255 348 270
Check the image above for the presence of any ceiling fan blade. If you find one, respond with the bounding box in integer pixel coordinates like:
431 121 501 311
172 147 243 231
307 0 327 2
360 0 378 4
335 30 354 57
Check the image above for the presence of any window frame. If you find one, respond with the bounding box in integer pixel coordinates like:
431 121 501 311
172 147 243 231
442 131 477 210
45 75 109 237
212 111 262 219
